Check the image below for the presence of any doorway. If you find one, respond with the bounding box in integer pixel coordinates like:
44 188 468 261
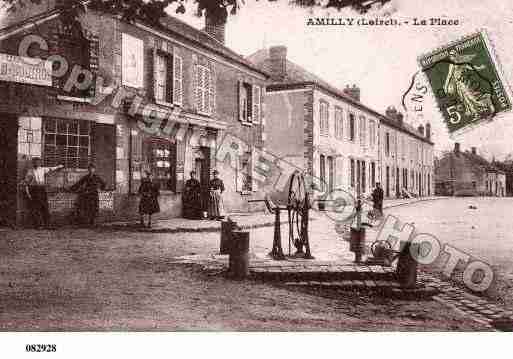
193 147 211 212
396 167 400 198
418 173 422 197
385 166 390 198
0 115 18 227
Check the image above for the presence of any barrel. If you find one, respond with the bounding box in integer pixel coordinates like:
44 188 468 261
229 231 250 279
350 227 366 263
396 241 419 289
220 220 237 255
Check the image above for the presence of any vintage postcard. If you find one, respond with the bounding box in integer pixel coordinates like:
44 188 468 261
0 0 512 357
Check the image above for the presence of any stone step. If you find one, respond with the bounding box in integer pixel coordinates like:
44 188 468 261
249 265 397 282
283 280 439 299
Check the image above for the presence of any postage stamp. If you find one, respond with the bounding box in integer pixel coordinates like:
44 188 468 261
418 30 512 136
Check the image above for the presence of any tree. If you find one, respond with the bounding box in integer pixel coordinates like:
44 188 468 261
4 0 392 27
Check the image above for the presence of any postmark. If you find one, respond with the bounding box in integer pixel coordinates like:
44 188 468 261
418 30 512 136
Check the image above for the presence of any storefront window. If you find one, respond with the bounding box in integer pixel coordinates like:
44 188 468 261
43 118 91 168
147 138 176 191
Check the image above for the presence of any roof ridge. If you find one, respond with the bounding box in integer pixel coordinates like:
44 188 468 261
247 47 434 144
0 8 60 34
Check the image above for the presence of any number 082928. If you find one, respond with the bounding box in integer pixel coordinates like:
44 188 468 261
25 344 57 353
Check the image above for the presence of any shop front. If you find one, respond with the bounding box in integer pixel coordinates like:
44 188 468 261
0 113 117 227
112 107 226 222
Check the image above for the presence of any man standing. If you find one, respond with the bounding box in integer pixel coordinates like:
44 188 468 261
24 158 64 228
69 163 107 227
372 182 384 218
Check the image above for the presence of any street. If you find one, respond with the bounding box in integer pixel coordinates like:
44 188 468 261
384 197 513 311
1 197 510 330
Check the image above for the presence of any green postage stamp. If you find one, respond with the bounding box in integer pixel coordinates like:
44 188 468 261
419 30 512 135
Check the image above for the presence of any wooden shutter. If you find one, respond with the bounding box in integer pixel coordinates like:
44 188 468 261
252 85 261 124
238 80 244 122
203 68 211 114
197 66 205 113
208 68 216 115
250 149 257 191
152 48 158 101
173 54 183 105
192 64 199 112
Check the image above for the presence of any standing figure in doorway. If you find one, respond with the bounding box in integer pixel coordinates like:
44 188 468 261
208 170 225 221
138 171 160 227
23 157 64 229
183 171 201 219
69 163 106 226
371 182 384 219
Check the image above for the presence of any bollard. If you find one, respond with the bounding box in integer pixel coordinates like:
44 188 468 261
349 227 366 264
220 219 237 255
229 231 250 279
396 241 419 289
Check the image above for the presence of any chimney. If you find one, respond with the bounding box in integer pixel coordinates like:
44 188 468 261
425 122 431 140
471 147 477 155
396 112 404 127
343 84 361 102
386 106 398 119
269 46 287 82
418 124 424 136
205 10 227 44
454 142 460 154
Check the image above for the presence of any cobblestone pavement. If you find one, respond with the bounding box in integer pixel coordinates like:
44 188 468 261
384 197 513 313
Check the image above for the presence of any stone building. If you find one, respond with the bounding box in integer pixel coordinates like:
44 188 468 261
380 107 435 198
435 143 506 197
247 46 434 201
0 1 268 226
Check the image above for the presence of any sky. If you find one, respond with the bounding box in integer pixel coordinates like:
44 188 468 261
1 0 512 160
170 0 513 160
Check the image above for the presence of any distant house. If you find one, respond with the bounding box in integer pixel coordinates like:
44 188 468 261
435 143 506 197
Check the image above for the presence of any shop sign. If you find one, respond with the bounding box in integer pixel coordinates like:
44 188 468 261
0 53 52 86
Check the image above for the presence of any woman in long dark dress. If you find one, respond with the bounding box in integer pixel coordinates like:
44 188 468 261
208 170 225 221
69 163 106 226
183 171 202 219
138 171 160 228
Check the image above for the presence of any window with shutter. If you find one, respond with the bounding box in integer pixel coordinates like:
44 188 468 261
238 80 244 122
252 86 261 124
155 53 167 102
209 69 216 115
196 65 213 115
238 81 253 123
335 107 343 139
172 55 183 105
360 116 366 147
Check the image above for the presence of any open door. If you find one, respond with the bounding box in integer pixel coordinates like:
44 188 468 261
0 114 18 227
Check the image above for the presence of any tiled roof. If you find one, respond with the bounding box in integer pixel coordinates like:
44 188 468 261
158 16 268 77
462 151 502 172
247 48 433 144
0 8 268 77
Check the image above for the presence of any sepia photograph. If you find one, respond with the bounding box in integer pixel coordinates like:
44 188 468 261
0 0 512 356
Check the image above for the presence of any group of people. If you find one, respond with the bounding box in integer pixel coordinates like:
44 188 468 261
24 158 108 229
23 157 226 229
182 170 225 221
